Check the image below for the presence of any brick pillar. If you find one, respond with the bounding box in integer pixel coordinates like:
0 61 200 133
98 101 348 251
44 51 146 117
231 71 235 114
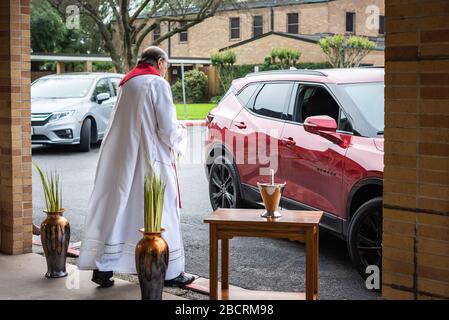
383 0 449 299
84 61 93 72
0 0 32 255
56 61 64 74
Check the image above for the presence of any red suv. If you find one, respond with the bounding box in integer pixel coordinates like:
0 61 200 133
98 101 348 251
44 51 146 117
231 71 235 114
205 68 384 279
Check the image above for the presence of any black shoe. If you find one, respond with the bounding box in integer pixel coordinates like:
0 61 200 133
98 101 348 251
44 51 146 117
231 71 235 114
164 273 195 288
92 269 115 288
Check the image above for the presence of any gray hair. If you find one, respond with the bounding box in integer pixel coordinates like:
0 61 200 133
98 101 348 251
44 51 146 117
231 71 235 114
137 46 168 66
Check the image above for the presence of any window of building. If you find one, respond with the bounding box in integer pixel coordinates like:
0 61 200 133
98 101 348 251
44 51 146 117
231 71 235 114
253 16 263 37
179 22 188 42
251 83 291 119
287 13 299 34
153 24 161 42
346 12 355 33
230 17 240 40
379 15 385 35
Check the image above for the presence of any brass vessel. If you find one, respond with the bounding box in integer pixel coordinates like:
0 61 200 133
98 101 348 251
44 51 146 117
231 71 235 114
40 209 70 278
257 182 286 218
135 229 169 300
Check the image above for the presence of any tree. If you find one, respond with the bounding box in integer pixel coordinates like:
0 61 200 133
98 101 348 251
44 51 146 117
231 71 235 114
319 35 376 68
211 50 236 94
46 0 236 72
263 48 301 70
31 0 67 53
31 0 106 54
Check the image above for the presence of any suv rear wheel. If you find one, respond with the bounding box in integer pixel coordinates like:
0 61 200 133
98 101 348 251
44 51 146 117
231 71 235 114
208 155 245 210
347 197 383 280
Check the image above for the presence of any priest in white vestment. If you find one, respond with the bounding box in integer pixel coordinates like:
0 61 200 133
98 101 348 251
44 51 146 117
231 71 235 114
78 46 194 288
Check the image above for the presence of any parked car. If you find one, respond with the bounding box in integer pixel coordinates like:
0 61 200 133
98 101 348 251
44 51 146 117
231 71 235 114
205 68 384 279
31 72 124 152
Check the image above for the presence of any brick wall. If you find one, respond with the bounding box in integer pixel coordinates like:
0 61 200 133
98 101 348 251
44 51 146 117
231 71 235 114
228 33 384 65
0 0 32 255
230 34 327 64
383 0 449 299
328 0 385 37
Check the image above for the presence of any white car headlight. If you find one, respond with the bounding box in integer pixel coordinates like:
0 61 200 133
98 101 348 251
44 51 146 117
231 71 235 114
48 110 75 122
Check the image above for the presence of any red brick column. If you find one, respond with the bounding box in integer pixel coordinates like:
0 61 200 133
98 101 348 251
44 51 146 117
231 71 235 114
0 0 32 255
383 0 449 299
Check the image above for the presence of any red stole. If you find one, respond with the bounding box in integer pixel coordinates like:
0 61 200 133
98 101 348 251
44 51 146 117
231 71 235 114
119 63 160 87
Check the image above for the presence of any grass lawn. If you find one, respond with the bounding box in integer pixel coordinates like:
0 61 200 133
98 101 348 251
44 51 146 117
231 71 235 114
175 103 216 120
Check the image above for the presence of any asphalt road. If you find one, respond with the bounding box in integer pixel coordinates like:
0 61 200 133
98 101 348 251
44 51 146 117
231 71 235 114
32 126 380 300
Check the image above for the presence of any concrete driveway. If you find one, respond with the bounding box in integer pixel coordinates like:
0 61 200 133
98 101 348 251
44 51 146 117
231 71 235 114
32 127 380 300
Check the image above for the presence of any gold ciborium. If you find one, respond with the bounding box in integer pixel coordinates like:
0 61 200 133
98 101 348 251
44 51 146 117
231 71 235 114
257 182 286 219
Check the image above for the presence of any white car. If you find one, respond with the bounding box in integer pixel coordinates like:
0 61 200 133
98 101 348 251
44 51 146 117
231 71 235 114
31 72 124 152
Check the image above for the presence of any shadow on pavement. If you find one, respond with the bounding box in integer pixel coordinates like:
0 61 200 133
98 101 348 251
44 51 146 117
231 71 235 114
32 142 102 155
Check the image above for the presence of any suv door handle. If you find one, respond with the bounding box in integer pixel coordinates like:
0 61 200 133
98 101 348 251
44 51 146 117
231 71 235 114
281 137 296 146
234 121 247 129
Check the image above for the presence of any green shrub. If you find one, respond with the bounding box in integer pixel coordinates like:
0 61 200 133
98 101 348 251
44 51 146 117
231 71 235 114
319 35 376 68
265 48 301 69
209 95 223 104
211 50 237 94
93 61 116 72
172 69 208 103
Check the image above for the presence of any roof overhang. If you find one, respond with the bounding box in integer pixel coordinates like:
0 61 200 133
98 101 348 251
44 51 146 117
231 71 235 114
31 54 211 65
31 54 112 62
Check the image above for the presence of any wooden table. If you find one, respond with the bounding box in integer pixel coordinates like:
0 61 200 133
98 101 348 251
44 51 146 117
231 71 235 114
204 208 323 300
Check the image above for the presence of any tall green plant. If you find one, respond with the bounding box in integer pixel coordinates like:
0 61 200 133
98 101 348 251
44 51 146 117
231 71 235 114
319 35 376 68
34 162 62 212
144 173 166 233
264 48 301 69
211 50 237 94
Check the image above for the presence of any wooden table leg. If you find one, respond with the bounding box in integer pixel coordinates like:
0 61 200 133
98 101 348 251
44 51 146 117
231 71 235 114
305 228 315 300
221 238 229 291
210 225 218 300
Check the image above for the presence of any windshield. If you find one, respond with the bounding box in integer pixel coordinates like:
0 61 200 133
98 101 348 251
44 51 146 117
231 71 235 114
340 82 384 133
32 78 94 99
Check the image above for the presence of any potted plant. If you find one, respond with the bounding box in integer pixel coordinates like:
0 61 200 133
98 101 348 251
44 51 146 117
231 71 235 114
34 162 70 278
135 172 168 300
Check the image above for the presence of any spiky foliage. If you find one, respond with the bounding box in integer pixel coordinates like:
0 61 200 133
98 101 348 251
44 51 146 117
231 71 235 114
144 173 166 233
34 161 62 212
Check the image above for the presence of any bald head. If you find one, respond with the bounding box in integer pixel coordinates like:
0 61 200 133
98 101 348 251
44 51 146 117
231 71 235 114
138 46 168 66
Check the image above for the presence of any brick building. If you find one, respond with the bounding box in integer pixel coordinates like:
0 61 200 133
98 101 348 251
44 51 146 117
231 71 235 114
136 0 385 67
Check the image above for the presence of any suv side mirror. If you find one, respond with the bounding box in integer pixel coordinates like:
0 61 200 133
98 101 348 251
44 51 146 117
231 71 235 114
95 92 110 104
304 115 337 133
304 115 348 146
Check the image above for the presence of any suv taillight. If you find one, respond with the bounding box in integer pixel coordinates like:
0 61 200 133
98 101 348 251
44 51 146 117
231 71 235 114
206 112 215 126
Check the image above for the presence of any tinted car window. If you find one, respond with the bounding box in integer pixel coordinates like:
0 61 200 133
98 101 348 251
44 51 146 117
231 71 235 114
237 84 258 107
252 83 291 119
296 86 340 124
94 79 110 96
341 83 384 132
110 78 121 96
339 109 353 132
